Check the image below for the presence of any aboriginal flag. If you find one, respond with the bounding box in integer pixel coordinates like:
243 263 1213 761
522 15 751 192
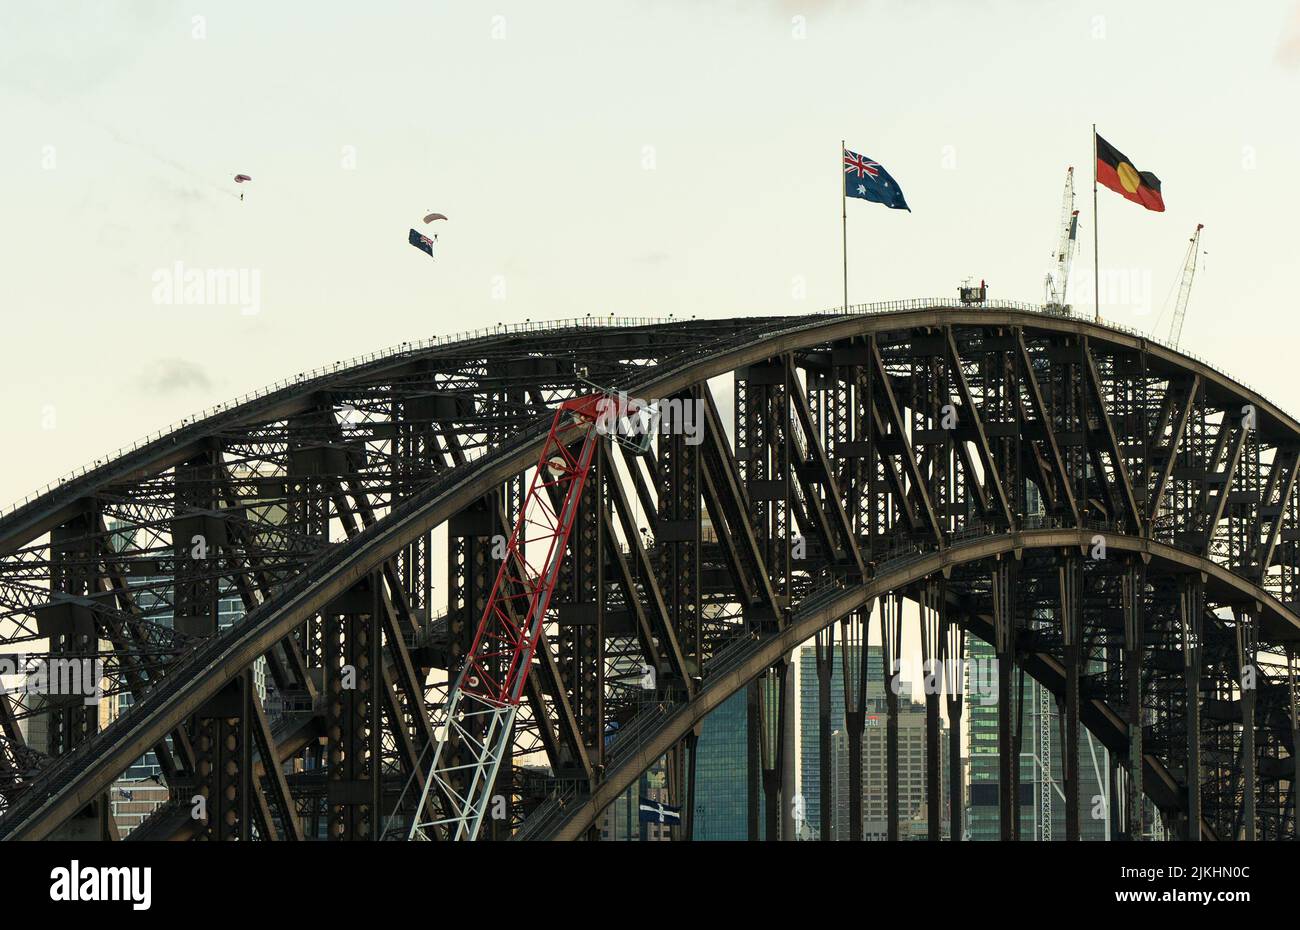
1096 134 1165 212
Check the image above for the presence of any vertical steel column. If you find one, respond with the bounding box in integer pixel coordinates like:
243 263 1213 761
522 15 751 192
1112 759 1123 842
285 415 333 675
1122 560 1145 840
828 342 868 559
747 680 761 840
841 608 869 841
1179 574 1205 840
1108 757 1122 840
559 447 605 771
814 626 834 841
1059 554 1082 841
656 389 701 669
780 656 797 840
992 557 1016 840
171 452 224 838
1288 647 1300 837
757 662 786 841
919 580 942 841
193 672 253 840
941 610 965 841
737 364 773 840
324 574 382 840
1234 606 1257 841
172 453 221 636
44 513 101 757
737 359 796 838
880 593 903 840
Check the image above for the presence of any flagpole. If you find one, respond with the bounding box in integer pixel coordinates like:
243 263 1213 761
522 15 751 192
1093 124 1100 324
841 139 848 314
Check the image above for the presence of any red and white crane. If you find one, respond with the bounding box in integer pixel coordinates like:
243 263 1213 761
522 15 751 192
397 392 618 841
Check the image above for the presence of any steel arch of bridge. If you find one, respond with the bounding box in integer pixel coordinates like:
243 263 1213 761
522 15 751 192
540 528 1299 841
1 303 1298 842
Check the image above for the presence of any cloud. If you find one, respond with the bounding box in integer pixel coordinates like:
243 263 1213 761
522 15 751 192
133 358 212 395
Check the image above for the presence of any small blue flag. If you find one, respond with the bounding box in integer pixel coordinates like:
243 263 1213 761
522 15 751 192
638 797 682 826
844 148 910 211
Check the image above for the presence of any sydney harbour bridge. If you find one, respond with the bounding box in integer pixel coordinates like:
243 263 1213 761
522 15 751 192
1 300 1297 843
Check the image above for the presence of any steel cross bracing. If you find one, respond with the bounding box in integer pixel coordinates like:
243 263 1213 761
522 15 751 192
1 306 1300 843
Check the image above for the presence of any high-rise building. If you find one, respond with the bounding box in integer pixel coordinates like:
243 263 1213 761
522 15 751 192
862 701 949 839
692 687 757 839
964 637 1111 840
796 642 886 837
829 695 948 840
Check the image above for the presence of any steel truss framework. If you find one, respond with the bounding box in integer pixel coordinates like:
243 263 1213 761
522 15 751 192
0 306 1298 843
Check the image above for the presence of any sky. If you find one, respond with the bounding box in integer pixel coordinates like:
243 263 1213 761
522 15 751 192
2 0 1299 507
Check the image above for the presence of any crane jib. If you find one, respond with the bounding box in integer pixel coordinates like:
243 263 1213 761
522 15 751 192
396 396 604 841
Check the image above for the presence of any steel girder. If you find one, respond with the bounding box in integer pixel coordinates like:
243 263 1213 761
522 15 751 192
2 308 1300 843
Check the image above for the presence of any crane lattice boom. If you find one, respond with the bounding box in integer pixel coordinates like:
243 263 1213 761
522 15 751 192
1169 224 1205 349
1046 167 1079 313
396 394 605 841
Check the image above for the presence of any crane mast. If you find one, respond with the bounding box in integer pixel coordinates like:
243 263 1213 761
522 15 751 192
1045 167 1079 315
1168 224 1205 349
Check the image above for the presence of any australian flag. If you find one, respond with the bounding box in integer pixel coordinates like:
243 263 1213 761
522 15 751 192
844 148 910 211
408 228 437 258
638 797 682 826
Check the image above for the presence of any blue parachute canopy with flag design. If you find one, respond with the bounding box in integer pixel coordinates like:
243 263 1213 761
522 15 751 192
844 148 910 211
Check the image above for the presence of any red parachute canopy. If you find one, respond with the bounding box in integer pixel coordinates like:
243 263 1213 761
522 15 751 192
422 213 447 223
234 174 252 183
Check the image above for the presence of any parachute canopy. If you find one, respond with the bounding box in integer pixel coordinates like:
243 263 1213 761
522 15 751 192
234 174 252 183
422 213 447 224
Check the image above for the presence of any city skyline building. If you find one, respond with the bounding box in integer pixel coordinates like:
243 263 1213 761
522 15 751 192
796 642 887 836
828 695 949 840
965 637 1111 841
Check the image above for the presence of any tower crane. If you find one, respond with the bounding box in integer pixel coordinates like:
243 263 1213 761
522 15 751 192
1168 224 1205 349
1044 167 1080 315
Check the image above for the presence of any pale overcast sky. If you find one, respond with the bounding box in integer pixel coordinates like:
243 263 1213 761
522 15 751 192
2 0 1298 505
